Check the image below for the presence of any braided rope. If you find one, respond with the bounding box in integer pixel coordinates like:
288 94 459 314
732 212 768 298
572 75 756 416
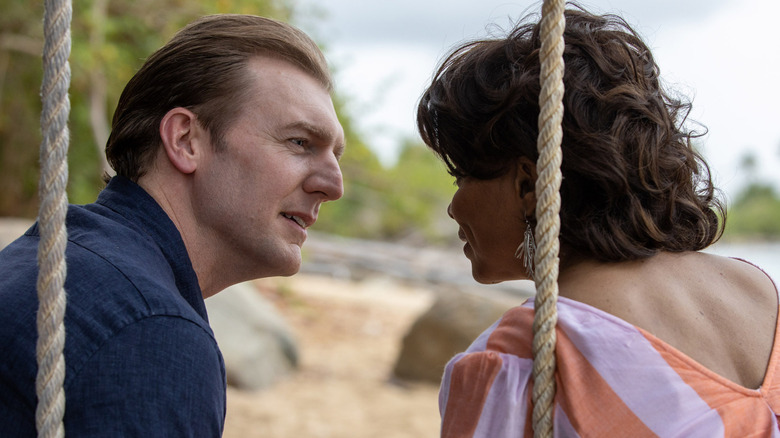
36 0 72 436
531 0 565 437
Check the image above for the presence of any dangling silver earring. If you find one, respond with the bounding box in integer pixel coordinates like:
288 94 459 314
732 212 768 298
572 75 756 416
514 217 535 278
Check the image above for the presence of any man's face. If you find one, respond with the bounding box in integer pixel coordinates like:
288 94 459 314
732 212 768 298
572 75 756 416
193 56 344 282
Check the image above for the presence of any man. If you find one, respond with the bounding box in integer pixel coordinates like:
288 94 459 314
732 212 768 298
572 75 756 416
0 14 344 436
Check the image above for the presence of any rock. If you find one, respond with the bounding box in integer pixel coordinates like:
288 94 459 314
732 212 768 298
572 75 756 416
393 288 527 384
206 281 298 391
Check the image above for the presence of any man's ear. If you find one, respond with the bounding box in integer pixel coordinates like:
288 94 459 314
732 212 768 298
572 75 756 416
159 107 204 175
514 156 538 217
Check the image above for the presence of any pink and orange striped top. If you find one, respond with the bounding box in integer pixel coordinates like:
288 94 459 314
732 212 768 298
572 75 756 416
440 283 780 437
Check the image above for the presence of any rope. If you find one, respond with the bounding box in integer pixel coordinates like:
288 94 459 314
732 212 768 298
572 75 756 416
531 0 565 437
36 0 72 436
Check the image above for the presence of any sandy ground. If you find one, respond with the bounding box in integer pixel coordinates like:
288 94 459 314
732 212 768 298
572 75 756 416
223 274 442 438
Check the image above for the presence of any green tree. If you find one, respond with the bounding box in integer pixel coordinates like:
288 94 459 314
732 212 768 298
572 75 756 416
1 0 458 245
0 0 294 216
384 140 456 244
724 182 780 240
0 0 47 216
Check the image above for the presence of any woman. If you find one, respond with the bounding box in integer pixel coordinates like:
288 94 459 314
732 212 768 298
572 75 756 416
417 6 779 437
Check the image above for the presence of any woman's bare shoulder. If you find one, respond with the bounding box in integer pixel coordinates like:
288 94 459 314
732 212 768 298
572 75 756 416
558 251 778 389
559 251 776 313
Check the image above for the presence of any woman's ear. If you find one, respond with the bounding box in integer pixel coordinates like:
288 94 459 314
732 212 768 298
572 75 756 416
159 107 204 175
514 156 538 216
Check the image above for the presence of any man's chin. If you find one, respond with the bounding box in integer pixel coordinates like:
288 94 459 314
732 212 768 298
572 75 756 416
272 256 301 277
257 246 301 278
277 252 302 277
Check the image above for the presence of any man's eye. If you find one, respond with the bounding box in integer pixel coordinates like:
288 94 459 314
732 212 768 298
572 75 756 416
290 139 306 147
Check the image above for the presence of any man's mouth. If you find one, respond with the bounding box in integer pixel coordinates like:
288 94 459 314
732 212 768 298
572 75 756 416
282 213 307 228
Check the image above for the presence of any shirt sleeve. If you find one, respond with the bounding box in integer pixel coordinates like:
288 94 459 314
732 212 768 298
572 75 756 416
439 350 535 438
64 315 226 437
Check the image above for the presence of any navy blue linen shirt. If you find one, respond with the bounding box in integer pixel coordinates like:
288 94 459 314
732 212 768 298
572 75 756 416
0 176 226 436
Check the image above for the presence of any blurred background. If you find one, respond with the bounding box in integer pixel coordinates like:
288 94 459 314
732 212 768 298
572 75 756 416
1 0 778 436
3 0 779 244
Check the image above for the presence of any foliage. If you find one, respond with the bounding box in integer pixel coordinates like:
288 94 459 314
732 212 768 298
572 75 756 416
0 0 293 216
0 0 459 245
384 140 457 244
0 0 46 216
723 182 780 240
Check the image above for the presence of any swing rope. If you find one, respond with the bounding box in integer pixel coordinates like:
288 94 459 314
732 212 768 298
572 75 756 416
531 0 565 437
36 0 72 436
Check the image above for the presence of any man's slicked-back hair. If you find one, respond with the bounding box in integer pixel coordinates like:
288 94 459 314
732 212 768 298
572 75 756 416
106 14 332 181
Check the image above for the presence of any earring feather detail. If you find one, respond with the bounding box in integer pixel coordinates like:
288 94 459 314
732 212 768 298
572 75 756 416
514 218 535 278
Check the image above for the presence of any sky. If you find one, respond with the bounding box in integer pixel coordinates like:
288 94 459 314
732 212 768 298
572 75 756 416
295 0 780 201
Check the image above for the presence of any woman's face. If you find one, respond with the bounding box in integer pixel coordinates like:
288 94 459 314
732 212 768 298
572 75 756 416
448 170 529 283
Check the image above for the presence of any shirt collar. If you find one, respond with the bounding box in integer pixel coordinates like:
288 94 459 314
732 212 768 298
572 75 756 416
96 176 208 321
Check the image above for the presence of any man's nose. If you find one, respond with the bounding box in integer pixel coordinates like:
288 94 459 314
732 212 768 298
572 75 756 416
306 156 343 201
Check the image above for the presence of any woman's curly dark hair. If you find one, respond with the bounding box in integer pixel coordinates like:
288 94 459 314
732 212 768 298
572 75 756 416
417 5 726 262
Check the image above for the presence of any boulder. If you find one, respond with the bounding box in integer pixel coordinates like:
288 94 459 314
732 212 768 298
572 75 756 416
206 281 298 390
393 288 527 383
